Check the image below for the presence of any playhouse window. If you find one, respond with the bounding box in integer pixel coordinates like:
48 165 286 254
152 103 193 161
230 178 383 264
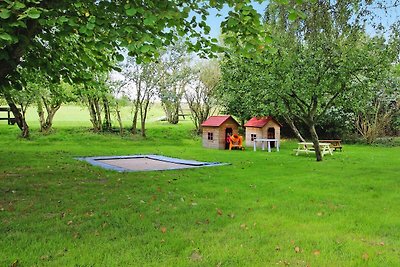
208 132 213 140
251 134 257 141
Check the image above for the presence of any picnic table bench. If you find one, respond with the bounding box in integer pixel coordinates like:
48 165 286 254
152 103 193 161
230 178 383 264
0 107 17 125
319 140 342 151
294 142 333 157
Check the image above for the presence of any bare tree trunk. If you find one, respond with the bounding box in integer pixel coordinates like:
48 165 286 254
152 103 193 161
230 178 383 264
115 102 124 135
42 106 60 132
309 123 323 162
283 115 306 142
94 98 102 130
37 102 46 131
102 97 112 131
37 98 61 133
172 103 179 124
4 93 29 138
140 99 150 137
88 99 101 132
131 106 139 134
131 92 141 134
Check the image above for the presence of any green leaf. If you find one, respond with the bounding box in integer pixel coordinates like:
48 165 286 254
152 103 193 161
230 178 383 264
0 32 13 42
227 19 238 27
125 8 137 16
86 23 95 30
115 54 124 61
13 2 26 10
265 35 273 44
26 8 41 19
9 21 26 28
143 15 156 26
58 16 68 24
140 45 151 53
0 9 11 19
79 26 87 34
288 11 297 21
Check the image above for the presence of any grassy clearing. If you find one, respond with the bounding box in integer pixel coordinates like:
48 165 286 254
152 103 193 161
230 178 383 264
1 108 400 266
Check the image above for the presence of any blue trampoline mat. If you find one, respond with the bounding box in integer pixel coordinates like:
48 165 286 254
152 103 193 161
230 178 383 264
76 154 228 172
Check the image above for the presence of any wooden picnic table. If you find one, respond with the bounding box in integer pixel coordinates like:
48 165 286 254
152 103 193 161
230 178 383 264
320 140 342 151
294 142 333 157
253 138 280 152
0 107 17 125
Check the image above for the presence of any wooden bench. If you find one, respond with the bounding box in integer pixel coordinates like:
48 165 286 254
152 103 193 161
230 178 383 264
0 107 17 125
320 140 342 151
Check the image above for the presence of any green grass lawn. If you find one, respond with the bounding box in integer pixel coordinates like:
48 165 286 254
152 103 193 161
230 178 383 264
1 107 399 266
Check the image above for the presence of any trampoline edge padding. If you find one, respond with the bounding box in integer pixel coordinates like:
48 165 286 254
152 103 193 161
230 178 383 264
76 154 229 172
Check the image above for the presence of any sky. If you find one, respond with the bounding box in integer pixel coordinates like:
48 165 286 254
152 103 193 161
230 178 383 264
202 1 400 39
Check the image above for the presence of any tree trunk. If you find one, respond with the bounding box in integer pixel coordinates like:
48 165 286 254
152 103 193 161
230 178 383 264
4 93 29 138
37 102 46 132
102 97 112 131
166 103 179 124
140 100 150 137
38 99 61 133
94 98 102 130
43 106 60 133
309 123 323 162
115 103 124 136
283 115 306 142
131 106 139 134
88 99 101 132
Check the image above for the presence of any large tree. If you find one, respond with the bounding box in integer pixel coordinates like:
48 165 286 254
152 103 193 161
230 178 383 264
185 60 220 134
264 1 397 161
119 57 161 137
158 42 193 124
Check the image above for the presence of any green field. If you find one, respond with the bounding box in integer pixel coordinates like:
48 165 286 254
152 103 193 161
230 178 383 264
1 106 399 266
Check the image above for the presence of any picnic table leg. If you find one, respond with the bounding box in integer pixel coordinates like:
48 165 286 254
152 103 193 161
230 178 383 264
262 141 265 151
267 141 271 152
276 141 280 152
253 141 256 152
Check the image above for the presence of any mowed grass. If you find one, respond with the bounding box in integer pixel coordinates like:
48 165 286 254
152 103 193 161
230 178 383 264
0 106 400 266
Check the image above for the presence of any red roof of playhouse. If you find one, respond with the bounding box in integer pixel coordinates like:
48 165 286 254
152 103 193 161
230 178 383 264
201 115 238 127
244 116 282 128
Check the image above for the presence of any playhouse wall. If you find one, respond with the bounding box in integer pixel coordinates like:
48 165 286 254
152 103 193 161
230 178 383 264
218 119 239 148
202 117 239 149
262 121 281 140
245 121 281 147
245 127 263 147
202 127 221 149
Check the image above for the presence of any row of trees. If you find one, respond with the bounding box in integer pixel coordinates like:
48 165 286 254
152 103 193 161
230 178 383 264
0 0 280 138
1 42 221 137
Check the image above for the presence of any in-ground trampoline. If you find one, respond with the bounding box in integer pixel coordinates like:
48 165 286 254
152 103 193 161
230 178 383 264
77 155 228 172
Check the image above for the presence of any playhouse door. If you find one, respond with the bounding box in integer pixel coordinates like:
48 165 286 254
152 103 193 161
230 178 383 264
267 128 275 147
225 128 233 149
